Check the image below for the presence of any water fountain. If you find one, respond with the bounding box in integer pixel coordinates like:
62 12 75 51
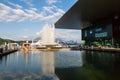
33 24 62 50
41 24 56 45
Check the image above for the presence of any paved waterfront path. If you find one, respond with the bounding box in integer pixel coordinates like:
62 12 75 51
82 47 120 53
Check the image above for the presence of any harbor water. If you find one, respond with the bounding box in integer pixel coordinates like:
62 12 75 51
0 50 120 80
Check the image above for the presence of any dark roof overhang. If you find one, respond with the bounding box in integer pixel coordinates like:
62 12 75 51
55 0 120 29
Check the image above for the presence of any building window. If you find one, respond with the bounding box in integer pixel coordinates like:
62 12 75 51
95 32 108 38
85 30 87 37
95 28 102 32
90 30 92 34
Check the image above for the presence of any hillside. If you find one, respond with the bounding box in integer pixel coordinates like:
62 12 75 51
0 38 15 45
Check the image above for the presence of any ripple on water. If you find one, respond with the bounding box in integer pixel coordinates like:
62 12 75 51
55 51 83 68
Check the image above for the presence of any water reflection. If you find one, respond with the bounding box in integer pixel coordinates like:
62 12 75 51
55 51 83 68
84 51 120 80
40 51 59 80
41 52 55 75
22 48 30 54
0 50 60 80
84 51 119 68
56 51 120 80
0 50 84 80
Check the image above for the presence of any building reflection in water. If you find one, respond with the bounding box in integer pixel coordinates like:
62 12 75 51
84 51 120 80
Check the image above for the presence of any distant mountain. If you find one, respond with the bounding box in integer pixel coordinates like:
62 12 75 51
55 38 64 43
31 37 80 45
0 38 31 46
0 38 15 45
56 38 81 45
33 37 41 42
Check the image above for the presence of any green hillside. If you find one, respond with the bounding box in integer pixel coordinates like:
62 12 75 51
0 38 15 45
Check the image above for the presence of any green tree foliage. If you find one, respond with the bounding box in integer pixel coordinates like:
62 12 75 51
0 38 15 45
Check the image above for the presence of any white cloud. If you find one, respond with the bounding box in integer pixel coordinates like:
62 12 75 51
34 26 81 42
55 29 81 42
43 6 54 14
1 27 81 41
8 2 23 9
23 29 28 32
23 36 28 38
16 35 34 40
0 3 65 23
36 32 40 35
31 8 37 11
0 3 11 10
20 0 33 7
46 0 58 4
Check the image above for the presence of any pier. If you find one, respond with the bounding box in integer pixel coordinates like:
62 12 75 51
0 47 18 56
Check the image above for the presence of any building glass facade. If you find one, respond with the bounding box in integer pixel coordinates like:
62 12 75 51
82 19 120 48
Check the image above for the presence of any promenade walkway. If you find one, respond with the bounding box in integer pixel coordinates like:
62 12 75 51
82 47 120 53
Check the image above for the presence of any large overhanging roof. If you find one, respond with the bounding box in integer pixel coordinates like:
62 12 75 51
55 0 120 29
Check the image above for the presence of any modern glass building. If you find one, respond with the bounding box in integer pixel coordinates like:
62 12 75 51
82 19 120 47
55 0 120 47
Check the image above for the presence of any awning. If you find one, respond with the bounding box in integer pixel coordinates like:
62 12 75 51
55 0 120 29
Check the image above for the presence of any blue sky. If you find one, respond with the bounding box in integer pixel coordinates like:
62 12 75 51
0 0 81 42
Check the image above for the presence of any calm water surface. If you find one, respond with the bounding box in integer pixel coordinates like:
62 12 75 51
0 50 120 80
